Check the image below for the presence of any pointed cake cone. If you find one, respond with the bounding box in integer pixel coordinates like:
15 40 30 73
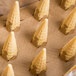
61 0 76 10
32 19 48 47
6 1 20 31
60 8 76 34
59 36 76 61
64 65 76 76
30 48 46 75
34 0 50 20
1 64 15 76
2 32 18 61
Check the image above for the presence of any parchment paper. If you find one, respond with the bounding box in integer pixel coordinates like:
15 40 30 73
0 0 76 76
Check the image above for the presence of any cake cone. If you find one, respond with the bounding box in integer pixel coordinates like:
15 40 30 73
59 36 76 61
64 65 76 76
2 32 18 61
61 0 76 10
30 48 46 75
1 64 15 76
34 0 50 20
32 19 48 47
6 1 20 31
60 8 76 34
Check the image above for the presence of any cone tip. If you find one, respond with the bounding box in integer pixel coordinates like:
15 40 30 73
15 1 19 4
10 31 14 34
42 48 46 53
44 18 48 22
7 64 12 67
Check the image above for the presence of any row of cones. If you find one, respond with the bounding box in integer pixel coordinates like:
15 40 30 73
1 0 50 76
1 48 46 76
59 1 76 75
2 0 76 76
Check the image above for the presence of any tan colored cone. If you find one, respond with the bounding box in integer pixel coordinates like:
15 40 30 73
32 19 48 47
30 48 46 75
61 0 76 10
34 0 50 20
6 1 20 31
60 8 76 34
2 32 18 61
59 36 76 61
64 65 76 76
1 64 15 76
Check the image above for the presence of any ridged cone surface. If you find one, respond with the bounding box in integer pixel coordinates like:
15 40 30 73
64 65 76 76
32 19 48 47
6 1 20 31
2 32 17 60
60 8 76 34
59 36 76 61
1 64 15 76
30 48 46 75
34 0 50 20
61 0 76 9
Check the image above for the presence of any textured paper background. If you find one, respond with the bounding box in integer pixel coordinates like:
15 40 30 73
0 0 76 76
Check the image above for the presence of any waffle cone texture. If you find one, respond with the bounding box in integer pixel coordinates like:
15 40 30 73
60 8 76 34
61 0 76 10
2 32 18 61
32 19 48 47
6 1 20 31
1 64 15 76
34 0 50 20
59 36 76 61
30 48 46 75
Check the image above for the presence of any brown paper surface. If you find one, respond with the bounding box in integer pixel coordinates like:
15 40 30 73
0 0 76 76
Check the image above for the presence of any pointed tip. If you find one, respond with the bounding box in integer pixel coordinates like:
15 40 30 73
14 1 19 5
14 1 19 8
9 31 15 37
15 1 19 4
7 64 12 68
10 31 14 34
42 48 46 53
44 18 48 22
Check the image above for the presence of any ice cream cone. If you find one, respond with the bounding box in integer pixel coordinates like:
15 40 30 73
34 0 50 20
32 19 48 47
2 32 18 61
60 8 76 34
6 1 20 31
59 36 76 61
30 48 46 75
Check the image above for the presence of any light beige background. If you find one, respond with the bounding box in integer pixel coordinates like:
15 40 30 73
0 0 76 76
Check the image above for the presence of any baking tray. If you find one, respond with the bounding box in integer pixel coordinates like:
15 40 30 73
0 0 76 76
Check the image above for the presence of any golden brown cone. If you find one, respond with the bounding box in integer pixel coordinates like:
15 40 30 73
61 0 76 10
59 36 76 61
34 0 50 20
6 1 20 31
30 48 46 75
2 32 18 61
32 19 48 47
64 65 76 76
60 8 76 34
1 64 15 76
